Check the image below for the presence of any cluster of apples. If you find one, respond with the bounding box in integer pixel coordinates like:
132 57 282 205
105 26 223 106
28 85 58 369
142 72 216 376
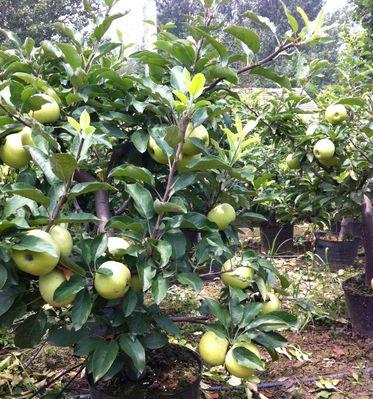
197 256 281 378
285 104 348 170
11 226 75 307
147 123 209 169
0 94 60 169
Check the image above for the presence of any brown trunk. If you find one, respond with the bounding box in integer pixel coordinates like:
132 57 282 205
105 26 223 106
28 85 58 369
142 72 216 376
361 193 373 286
338 217 353 240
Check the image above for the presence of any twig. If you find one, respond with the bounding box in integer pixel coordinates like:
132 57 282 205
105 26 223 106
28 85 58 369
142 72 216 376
114 197 131 216
46 137 85 231
0 102 32 127
152 117 190 239
55 363 86 399
171 316 209 324
206 40 301 92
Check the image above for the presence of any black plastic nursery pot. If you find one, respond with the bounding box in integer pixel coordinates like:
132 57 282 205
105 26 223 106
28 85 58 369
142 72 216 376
86 344 202 399
343 275 373 338
260 223 294 254
315 232 360 270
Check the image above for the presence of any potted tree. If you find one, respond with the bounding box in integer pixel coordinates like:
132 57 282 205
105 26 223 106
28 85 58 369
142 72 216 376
0 0 332 396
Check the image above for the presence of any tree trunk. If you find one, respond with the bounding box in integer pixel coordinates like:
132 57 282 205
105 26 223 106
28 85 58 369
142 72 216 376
361 193 373 287
338 217 354 240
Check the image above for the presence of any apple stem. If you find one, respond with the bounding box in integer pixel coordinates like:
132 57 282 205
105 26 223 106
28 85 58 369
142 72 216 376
152 117 190 239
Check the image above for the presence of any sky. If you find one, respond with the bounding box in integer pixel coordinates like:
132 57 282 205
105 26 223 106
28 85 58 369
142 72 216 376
325 0 348 13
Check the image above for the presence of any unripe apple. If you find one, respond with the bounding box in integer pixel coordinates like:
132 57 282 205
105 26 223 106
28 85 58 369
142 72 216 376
182 124 209 156
0 132 30 169
39 269 75 307
176 152 201 173
325 104 347 124
29 95 60 124
49 225 73 257
12 230 61 276
313 138 335 161
260 292 281 315
207 203 236 230
130 275 142 292
198 331 229 366
221 257 254 289
20 126 34 147
225 342 261 378
286 154 300 170
148 137 169 165
94 261 131 300
107 236 132 259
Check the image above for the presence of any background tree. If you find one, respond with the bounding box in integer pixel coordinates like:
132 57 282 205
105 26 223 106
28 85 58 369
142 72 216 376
0 0 101 43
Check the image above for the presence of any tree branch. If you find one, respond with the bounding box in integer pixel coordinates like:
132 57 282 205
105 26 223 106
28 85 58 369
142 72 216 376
0 102 32 127
206 40 301 92
74 169 112 234
152 117 190 239
171 316 209 324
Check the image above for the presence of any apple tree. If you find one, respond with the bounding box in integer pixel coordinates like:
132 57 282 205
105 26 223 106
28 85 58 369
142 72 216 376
0 0 330 391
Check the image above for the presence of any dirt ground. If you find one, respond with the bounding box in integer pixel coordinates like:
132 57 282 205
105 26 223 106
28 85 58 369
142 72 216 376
0 227 372 398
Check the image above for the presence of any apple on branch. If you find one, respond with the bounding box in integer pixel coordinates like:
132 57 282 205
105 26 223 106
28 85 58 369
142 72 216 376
207 203 236 230
94 261 131 299
0 131 31 169
39 269 76 307
225 342 262 378
325 104 347 124
198 331 229 366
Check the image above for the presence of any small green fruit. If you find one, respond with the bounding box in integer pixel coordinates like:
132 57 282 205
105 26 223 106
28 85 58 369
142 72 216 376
325 104 347 124
221 258 254 289
49 225 73 257
182 124 209 156
286 154 300 170
39 269 75 307
260 293 281 315
313 138 335 161
207 203 236 231
0 132 30 169
198 331 229 366
225 342 261 378
94 261 131 300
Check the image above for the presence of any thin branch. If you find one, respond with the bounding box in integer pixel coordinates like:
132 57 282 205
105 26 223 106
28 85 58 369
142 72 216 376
206 40 301 92
114 197 131 216
311 165 338 187
46 137 85 231
152 117 190 239
0 102 32 127
171 316 209 324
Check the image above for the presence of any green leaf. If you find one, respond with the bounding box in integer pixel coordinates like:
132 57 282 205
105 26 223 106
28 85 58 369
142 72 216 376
335 97 366 107
125 183 154 220
152 277 168 305
169 174 196 196
251 66 291 89
0 286 19 317
105 216 144 234
53 275 85 302
67 182 116 200
154 200 187 215
122 290 138 317
14 312 47 348
109 165 155 186
96 268 113 276
155 240 172 266
281 1 298 32
203 298 231 328
141 331 168 349
177 272 203 292
51 153 78 182
0 265 7 290
28 147 61 185
0 28 21 45
153 314 180 336
188 73 205 99
92 340 119 382
131 130 149 153
170 66 191 92
12 233 59 257
297 7 310 31
204 65 238 85
57 213 100 224
93 14 124 41
225 25 260 53
119 334 145 375
71 289 92 331
233 346 265 371
4 183 50 207
58 43 82 69
243 12 277 34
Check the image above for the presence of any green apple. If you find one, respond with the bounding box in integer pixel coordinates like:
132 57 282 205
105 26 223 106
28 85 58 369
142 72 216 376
198 331 229 366
221 258 254 289
313 138 335 161
182 124 209 156
94 261 131 299
20 126 34 147
130 275 142 292
225 342 261 378
29 95 60 124
176 152 201 173
148 137 169 165
12 230 61 276
260 293 281 315
0 132 30 169
207 203 236 231
107 236 132 259
325 104 347 124
286 154 300 170
39 269 75 307
49 225 73 257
